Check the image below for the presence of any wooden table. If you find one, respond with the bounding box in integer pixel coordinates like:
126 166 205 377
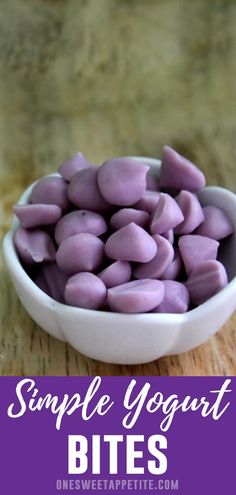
0 159 235 376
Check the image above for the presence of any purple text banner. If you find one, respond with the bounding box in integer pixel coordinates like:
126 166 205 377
0 376 235 495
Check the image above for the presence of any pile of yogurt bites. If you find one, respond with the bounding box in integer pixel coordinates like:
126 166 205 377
13 146 233 314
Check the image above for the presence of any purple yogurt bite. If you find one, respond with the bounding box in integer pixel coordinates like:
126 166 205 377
98 260 132 288
65 272 107 309
146 169 160 191
162 229 174 245
110 208 150 230
159 146 206 192
105 222 157 263
194 206 234 240
160 248 182 280
174 190 204 235
30 176 69 211
97 157 149 206
35 272 51 297
56 233 104 275
55 210 107 244
58 152 92 181
13 204 62 228
35 262 68 303
107 279 165 313
186 260 228 305
178 234 219 275
154 280 190 313
135 190 161 213
150 193 184 234
68 167 109 212
133 234 174 279
14 227 56 264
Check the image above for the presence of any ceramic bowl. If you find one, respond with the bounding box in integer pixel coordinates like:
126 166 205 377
3 158 236 364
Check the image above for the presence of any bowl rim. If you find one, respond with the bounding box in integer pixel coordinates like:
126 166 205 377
3 156 236 323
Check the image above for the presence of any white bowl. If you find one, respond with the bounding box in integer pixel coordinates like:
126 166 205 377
3 158 236 365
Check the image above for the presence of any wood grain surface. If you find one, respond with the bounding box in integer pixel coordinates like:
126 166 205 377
0 0 236 376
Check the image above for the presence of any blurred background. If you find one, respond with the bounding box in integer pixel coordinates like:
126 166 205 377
0 0 235 187
0 0 235 375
